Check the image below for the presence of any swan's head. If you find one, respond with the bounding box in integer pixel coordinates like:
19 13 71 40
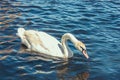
75 41 89 59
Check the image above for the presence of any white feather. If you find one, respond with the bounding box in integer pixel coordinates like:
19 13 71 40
17 28 89 59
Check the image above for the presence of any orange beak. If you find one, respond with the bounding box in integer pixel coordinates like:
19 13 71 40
82 50 89 59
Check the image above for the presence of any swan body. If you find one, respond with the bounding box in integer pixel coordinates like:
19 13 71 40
17 28 89 59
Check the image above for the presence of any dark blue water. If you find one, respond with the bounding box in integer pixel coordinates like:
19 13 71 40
0 0 120 80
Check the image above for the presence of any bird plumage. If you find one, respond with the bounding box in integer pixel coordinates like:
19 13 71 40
17 28 89 59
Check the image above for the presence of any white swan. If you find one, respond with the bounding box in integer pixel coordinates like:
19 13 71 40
17 28 89 59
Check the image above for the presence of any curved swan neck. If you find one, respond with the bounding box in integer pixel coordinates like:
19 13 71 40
61 33 78 58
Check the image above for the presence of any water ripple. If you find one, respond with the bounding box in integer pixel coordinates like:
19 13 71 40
0 0 120 80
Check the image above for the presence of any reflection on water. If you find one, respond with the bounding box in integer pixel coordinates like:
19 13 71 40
0 36 16 61
0 0 21 56
0 52 89 80
0 0 21 30
57 62 89 80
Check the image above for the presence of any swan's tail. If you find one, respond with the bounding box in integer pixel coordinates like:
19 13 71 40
16 28 25 38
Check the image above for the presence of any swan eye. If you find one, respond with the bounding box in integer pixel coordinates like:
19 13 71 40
80 46 84 51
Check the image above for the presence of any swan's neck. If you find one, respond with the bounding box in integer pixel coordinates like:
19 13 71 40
61 33 78 58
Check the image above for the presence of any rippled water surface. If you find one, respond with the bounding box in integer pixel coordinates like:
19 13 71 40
0 0 120 80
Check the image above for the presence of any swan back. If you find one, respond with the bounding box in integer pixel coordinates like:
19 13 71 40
17 28 25 38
